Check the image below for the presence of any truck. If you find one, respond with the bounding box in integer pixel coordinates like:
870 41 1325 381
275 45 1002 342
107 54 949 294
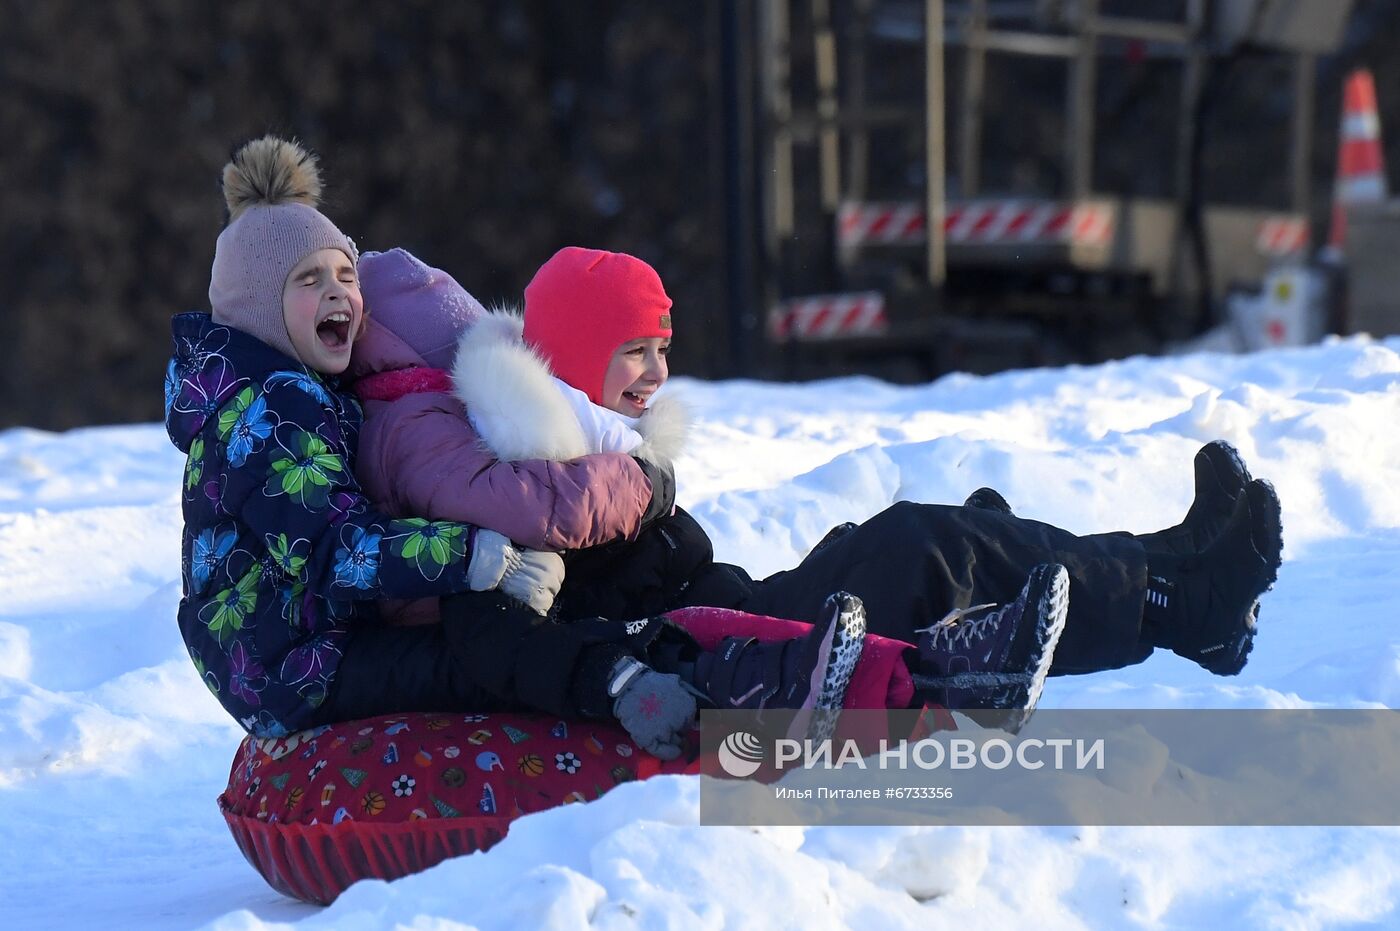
731 0 1356 379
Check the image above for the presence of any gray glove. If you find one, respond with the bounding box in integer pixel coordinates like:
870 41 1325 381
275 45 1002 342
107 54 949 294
608 657 699 760
466 529 564 615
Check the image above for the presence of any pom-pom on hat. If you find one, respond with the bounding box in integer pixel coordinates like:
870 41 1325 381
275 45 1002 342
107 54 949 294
358 249 486 369
208 136 359 362
522 247 673 404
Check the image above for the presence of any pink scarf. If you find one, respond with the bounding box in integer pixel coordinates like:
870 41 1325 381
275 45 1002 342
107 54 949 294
353 367 454 403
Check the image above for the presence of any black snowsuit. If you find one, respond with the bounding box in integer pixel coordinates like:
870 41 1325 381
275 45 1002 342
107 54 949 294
321 590 691 724
556 501 1152 676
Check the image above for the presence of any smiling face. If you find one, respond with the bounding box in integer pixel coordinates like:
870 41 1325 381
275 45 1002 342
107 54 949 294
281 248 363 374
600 337 670 416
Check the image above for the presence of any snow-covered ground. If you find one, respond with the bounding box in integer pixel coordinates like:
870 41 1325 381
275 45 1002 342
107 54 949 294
3 337 1400 930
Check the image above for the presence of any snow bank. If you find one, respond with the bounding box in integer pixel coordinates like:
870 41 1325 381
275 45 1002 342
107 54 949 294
2 337 1399 929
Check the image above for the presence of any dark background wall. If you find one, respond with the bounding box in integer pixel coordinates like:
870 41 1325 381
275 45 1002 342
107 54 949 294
3 0 1400 430
0 0 727 429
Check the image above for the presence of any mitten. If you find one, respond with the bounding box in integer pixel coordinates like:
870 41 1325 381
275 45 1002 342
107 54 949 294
501 548 565 615
608 657 699 760
467 529 564 615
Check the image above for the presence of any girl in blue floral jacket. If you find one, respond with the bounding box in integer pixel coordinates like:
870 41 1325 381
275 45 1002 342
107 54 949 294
165 137 565 738
169 137 869 759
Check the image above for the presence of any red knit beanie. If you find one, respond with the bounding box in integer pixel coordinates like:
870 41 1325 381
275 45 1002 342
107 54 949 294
522 247 674 404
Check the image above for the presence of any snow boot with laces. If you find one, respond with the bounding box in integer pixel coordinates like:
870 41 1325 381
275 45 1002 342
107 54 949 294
912 563 1070 733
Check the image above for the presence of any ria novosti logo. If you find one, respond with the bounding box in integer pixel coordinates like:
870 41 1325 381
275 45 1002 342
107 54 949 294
717 731 765 777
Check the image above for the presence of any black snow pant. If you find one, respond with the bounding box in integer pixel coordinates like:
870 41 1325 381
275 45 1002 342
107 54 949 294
314 592 688 727
727 501 1152 676
315 616 503 725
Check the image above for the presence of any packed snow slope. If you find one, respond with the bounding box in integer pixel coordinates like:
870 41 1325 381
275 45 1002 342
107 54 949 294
2 337 1399 930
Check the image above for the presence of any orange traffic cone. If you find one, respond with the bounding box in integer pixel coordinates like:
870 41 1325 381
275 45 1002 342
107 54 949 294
1329 68 1387 254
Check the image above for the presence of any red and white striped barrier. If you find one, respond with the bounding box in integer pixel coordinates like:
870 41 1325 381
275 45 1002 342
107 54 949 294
768 291 888 341
1256 217 1309 257
837 200 1115 249
837 202 926 245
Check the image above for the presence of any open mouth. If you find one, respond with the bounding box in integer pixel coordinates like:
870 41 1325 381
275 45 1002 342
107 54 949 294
622 390 650 410
316 312 352 350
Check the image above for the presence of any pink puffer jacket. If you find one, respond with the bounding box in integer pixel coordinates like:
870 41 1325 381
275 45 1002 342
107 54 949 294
349 316 653 552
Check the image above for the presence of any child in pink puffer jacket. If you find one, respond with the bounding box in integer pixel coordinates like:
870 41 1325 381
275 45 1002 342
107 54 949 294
348 248 878 758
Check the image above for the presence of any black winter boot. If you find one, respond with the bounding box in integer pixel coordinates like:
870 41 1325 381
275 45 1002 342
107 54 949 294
690 592 867 738
1136 441 1251 557
1142 479 1282 675
964 487 1015 516
809 522 858 557
912 564 1069 733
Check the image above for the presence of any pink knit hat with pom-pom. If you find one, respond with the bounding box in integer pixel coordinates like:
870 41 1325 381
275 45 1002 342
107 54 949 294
208 136 358 362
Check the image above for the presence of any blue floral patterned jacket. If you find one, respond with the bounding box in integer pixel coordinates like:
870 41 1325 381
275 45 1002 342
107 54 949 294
164 313 480 737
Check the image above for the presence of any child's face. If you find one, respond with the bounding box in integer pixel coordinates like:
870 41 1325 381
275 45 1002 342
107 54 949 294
281 249 363 375
601 337 670 416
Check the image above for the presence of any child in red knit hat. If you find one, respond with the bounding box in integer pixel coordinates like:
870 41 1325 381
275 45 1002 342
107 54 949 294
497 246 1282 716
350 246 881 758
361 243 1280 746
439 245 1072 737
523 245 674 415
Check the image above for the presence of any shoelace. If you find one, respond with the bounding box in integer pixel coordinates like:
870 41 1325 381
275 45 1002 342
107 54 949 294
914 602 999 649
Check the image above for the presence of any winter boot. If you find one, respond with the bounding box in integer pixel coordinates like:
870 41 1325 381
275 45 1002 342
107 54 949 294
809 521 858 557
1141 478 1282 675
689 591 867 740
1136 440 1251 557
912 564 1070 734
964 487 1014 515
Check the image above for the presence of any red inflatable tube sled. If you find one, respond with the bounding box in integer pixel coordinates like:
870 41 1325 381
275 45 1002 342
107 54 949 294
220 710 691 904
220 606 917 904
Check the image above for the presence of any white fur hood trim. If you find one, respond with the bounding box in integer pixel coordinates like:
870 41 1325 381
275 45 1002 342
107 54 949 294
631 393 689 466
451 308 689 464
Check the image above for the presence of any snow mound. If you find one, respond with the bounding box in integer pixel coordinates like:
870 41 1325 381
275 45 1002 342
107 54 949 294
3 337 1399 929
